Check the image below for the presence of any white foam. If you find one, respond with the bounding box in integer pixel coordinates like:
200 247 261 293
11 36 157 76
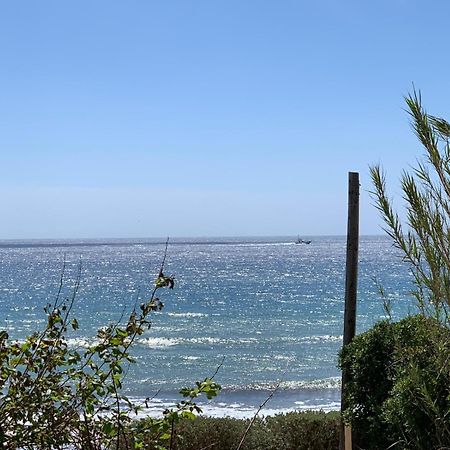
138 337 181 348
187 337 222 345
125 397 340 420
280 378 341 390
168 312 208 318
66 338 98 348
292 401 341 412
65 334 260 350
300 335 343 342
225 377 341 391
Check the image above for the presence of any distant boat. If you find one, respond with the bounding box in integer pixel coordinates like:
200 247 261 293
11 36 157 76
295 236 311 244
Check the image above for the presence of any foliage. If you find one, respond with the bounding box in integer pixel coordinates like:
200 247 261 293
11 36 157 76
370 90 450 324
339 315 450 449
131 411 340 450
127 378 221 450
0 248 221 449
366 91 450 448
339 320 397 449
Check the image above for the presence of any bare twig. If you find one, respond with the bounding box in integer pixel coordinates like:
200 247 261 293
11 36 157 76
159 237 170 276
53 253 67 309
198 442 219 450
236 378 283 450
211 356 225 380
144 389 161 408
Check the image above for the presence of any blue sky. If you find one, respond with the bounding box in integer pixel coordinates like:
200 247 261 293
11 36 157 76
1 0 450 238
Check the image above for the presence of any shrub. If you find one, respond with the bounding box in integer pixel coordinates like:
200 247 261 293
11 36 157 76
133 411 340 450
339 314 450 449
264 411 340 450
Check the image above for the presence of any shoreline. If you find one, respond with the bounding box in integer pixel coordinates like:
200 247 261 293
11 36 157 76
127 386 341 420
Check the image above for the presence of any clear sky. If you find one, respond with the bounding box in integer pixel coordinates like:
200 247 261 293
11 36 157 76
1 0 450 239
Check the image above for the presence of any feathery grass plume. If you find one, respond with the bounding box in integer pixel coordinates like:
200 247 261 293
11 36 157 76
370 90 450 325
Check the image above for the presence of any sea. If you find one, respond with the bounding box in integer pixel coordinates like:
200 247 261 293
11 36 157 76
0 236 416 419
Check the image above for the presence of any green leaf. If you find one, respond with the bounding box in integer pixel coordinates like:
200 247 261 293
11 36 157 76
20 342 30 352
85 402 94 416
182 411 196 420
116 328 128 338
102 421 115 437
71 318 79 330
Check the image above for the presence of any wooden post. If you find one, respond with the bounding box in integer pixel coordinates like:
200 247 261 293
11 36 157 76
340 172 360 450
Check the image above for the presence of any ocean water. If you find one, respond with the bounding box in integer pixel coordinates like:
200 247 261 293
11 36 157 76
0 236 416 418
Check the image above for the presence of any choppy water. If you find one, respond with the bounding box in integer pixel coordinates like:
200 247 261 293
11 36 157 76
0 236 415 417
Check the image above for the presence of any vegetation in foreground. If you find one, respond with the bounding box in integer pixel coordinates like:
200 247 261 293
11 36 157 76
371 90 450 326
339 90 450 450
0 248 220 450
340 314 450 449
127 411 340 450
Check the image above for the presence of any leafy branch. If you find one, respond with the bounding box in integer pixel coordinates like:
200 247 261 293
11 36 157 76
370 90 450 324
0 239 221 449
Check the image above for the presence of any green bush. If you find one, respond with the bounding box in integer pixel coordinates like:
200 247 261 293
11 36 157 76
339 315 450 449
134 411 340 450
264 412 340 450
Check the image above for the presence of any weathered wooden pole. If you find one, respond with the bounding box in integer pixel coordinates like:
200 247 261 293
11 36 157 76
340 171 360 450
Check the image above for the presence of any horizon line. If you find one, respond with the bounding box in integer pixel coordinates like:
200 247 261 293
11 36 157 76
0 234 386 242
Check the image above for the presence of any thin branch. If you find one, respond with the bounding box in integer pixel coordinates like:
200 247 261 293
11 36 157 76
198 442 219 450
159 237 170 276
236 378 283 450
53 253 67 309
143 389 161 409
210 356 225 380
169 419 175 450
57 242 173 426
